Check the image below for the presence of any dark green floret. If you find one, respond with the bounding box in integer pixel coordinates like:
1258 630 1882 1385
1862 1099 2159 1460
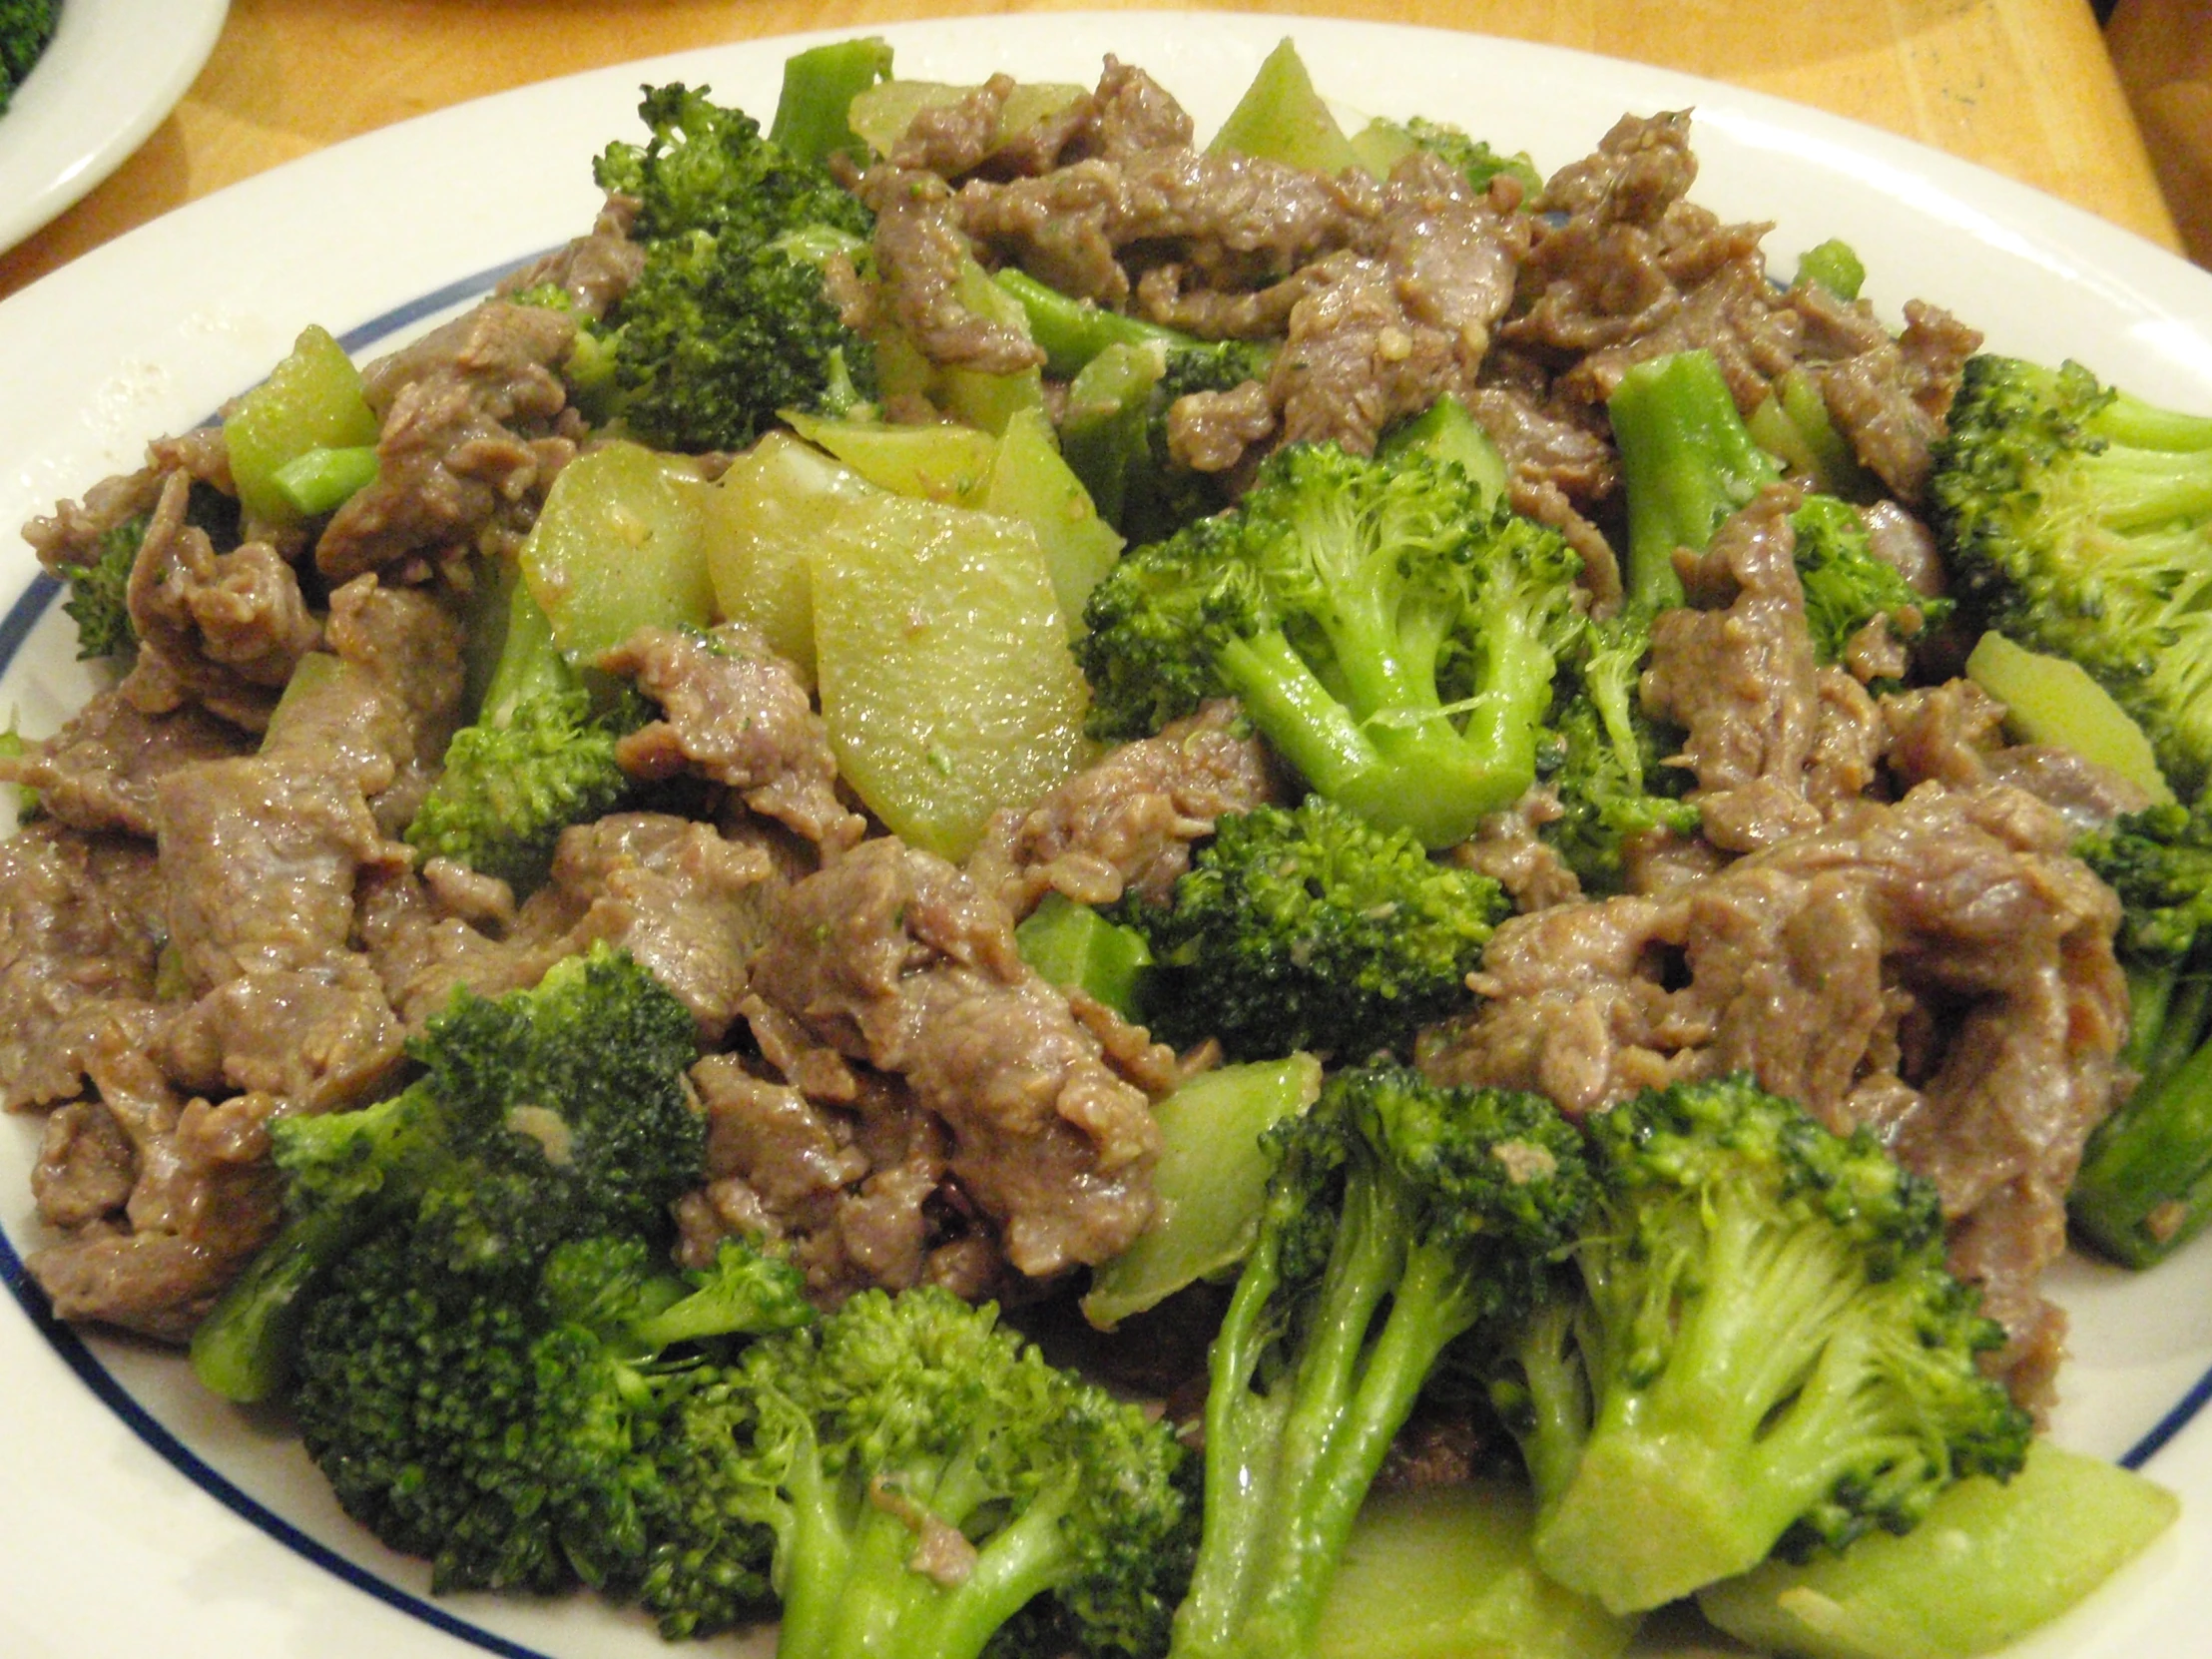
1171 1065 1593 1659
189 943 705 1402
1125 794 1507 1061
581 82 879 451
1929 353 2212 796
687 1285 1190 1659
0 0 55 113
1485 1073 2032 1617
290 1232 810 1613
1790 493 1951 674
405 564 638 887
59 512 148 661
1539 602 1698 893
2070 801 2212 1266
1079 442 1584 849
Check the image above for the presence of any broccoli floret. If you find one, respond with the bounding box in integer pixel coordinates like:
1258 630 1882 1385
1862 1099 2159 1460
1079 443 1584 849
675 1286 1188 1659
404 564 636 886
1608 348 1784 611
1791 493 1952 674
2069 801 2212 1266
1487 1074 2032 1617
1172 1065 1593 1659
1125 795 1506 1060
58 512 146 661
1929 354 2212 796
190 943 705 1401
0 0 54 111
1400 116 1543 198
1539 604 1698 893
291 1231 810 1612
583 83 878 451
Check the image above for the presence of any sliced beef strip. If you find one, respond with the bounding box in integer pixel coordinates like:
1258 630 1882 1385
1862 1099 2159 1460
0 823 166 1112
1072 57 1195 162
856 164 1046 374
1794 290 1983 507
1451 791 1587 913
360 813 777 1043
967 699 1281 917
1419 781 2127 1411
1883 678 2152 831
605 622 864 852
0 690 246 839
315 299 581 581
750 834 1160 1279
120 469 320 733
496 203 646 321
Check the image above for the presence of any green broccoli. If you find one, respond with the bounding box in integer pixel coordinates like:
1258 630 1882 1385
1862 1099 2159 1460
1079 443 1584 849
290 1231 810 1611
581 82 878 451
1486 1074 2033 1617
679 1285 1189 1659
1538 603 1698 893
1929 353 2212 796
1607 348 1783 611
998 271 1277 541
2070 801 2212 1266
1399 116 1544 197
189 943 705 1402
58 513 146 662
403 562 637 887
1172 1066 1594 1659
0 0 54 112
1791 492 1951 673
1124 795 1507 1060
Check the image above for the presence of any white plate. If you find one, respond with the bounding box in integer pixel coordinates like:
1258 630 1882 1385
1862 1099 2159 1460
0 0 230 255
3 13 2211 1657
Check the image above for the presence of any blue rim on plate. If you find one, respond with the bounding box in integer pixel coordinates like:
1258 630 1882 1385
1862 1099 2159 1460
0 244 2204 1658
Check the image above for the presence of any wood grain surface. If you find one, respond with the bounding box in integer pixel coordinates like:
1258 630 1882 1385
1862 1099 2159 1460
0 0 2183 301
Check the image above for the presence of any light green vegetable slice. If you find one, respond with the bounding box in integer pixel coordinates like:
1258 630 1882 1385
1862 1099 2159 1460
224 323 380 526
783 409 998 506
1082 1054 1321 1330
1698 1441 2178 1659
519 440 713 665
704 432 878 684
985 406 1123 629
811 491 1093 859
1965 631 2175 805
1315 1482 1639 1659
1209 37 1362 175
847 77 1088 161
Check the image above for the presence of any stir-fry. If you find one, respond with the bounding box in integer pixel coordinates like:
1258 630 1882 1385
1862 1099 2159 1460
6 32 2207 1659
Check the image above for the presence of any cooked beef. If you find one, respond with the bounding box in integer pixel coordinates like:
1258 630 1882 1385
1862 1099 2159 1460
1074 57 1195 161
1502 112 1799 412
1166 380 1278 473
0 824 166 1112
1419 781 2127 1409
750 835 1160 1279
858 164 1045 374
1451 792 1586 913
605 622 864 851
315 300 581 580
496 204 646 321
1793 289 1983 506
362 812 776 1044
967 699 1281 917
0 691 247 838
1884 679 2153 830
119 469 320 732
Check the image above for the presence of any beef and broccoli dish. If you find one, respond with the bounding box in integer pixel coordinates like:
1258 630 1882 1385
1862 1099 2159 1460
3 33 2203 1659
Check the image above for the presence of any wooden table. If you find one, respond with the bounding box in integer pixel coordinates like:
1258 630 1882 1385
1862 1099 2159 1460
0 0 2182 302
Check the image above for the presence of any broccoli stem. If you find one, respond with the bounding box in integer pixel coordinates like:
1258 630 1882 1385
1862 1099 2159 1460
995 268 1191 378
1608 351 1782 612
188 1203 377 1402
1791 240 1866 301
767 37 893 167
2070 1008 2212 1268
269 444 380 518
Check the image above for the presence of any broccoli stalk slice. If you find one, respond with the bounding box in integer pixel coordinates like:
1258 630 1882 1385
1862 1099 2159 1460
2069 1035 2212 1268
189 1198 393 1402
993 268 1274 384
269 444 380 518
1608 350 1782 611
767 36 893 168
